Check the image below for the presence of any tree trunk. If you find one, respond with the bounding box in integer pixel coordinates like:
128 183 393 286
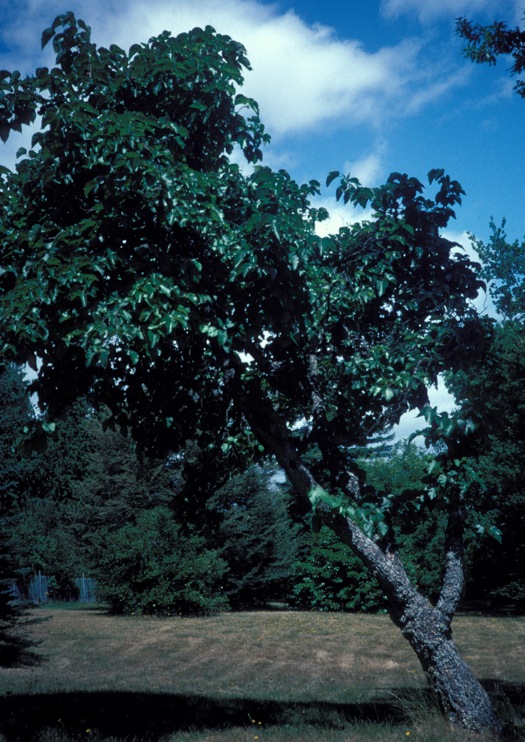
242 384 502 735
400 605 500 733
330 514 502 735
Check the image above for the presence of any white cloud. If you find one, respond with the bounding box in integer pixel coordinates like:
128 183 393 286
101 0 428 136
343 141 387 186
0 0 468 143
314 195 373 237
403 66 471 113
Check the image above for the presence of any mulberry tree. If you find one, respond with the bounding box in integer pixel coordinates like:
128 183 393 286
0 13 499 732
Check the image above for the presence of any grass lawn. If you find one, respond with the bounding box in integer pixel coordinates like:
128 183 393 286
0 608 523 740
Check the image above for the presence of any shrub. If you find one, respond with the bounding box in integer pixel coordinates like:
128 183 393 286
289 526 386 612
208 467 301 608
95 507 229 616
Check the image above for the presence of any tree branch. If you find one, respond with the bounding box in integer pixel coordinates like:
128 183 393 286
436 502 466 626
239 370 425 619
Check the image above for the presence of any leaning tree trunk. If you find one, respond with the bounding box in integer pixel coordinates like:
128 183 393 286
331 514 501 734
397 602 500 732
242 382 502 736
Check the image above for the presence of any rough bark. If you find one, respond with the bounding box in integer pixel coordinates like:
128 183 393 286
335 512 499 735
397 605 501 733
242 378 502 736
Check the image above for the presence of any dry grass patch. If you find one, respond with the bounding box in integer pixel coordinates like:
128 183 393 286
0 608 523 740
0 609 428 702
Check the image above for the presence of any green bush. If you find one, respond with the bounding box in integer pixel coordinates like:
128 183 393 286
95 507 229 616
290 526 386 612
396 511 447 602
208 468 301 608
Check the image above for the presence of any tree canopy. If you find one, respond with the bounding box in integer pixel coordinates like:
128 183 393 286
0 364 35 664
456 14 525 99
0 13 501 732
0 13 484 458
448 321 525 606
468 218 525 322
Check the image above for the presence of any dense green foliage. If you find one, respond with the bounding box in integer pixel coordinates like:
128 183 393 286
0 365 36 523
0 14 484 464
0 12 496 597
2 359 524 616
0 13 490 558
208 468 301 608
290 525 386 612
95 507 229 615
6 400 302 613
8 400 171 599
0 10 518 613
448 321 525 606
292 443 426 612
360 443 448 603
0 365 34 663
0 14 513 731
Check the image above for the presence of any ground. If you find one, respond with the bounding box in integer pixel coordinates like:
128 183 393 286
0 608 523 740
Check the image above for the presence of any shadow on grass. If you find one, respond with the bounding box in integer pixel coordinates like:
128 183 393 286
0 615 49 669
0 689 415 740
0 683 523 741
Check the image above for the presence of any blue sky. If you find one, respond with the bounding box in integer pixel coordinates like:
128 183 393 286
1 0 523 436
1 0 523 244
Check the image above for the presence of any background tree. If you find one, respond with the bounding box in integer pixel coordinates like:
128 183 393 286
292 443 431 613
9 400 98 598
0 14 500 732
0 365 34 663
468 218 525 322
290 525 386 612
208 466 301 608
450 321 525 607
95 506 229 616
445 224 525 608
9 401 185 605
457 14 525 99
0 364 35 514
456 11 525 608
360 442 449 603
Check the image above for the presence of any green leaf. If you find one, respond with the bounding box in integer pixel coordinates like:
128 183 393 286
311 513 322 533
488 525 503 543
326 170 340 187
129 43 142 58
428 168 445 184
41 27 55 49
308 486 328 508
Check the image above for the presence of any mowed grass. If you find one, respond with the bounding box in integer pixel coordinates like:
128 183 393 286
0 608 524 740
